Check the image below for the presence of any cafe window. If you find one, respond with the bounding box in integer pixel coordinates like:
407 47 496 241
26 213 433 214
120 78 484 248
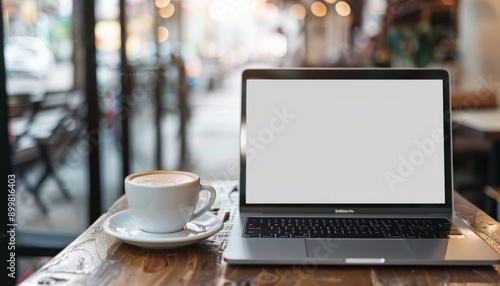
4 0 91 234
2 1 303 249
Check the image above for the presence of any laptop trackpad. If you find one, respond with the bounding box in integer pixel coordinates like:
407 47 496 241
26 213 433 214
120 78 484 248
305 239 415 261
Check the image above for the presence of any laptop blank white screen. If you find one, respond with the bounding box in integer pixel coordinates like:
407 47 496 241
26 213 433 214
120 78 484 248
245 79 445 204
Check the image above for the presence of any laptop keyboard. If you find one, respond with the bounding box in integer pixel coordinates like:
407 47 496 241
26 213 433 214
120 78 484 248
243 217 462 239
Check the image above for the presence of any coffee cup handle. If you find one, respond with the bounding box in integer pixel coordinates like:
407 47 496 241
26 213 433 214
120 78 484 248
191 184 217 220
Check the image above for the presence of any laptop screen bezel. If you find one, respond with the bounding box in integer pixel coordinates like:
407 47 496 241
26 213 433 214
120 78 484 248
239 68 453 214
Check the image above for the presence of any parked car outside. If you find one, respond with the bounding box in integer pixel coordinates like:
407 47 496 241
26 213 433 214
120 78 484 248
5 36 55 79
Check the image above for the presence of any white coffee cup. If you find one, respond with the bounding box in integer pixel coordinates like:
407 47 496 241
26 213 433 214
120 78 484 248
124 170 216 233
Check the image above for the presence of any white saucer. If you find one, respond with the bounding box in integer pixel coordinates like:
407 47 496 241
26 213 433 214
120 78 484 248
103 210 223 249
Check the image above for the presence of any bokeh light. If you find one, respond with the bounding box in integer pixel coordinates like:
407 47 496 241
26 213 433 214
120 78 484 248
335 1 351 17
258 33 288 58
157 26 169 43
311 2 327 17
96 20 121 51
159 4 175 18
290 4 307 20
263 2 279 18
155 0 170 9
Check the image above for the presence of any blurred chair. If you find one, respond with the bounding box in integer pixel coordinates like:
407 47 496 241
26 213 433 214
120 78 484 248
11 92 84 214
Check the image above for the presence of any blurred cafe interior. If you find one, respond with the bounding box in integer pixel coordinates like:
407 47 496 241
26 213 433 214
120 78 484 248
1 0 500 281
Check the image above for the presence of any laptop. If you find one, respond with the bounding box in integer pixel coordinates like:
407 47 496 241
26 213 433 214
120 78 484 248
223 68 500 265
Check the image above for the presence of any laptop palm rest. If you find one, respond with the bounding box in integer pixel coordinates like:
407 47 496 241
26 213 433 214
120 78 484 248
305 239 415 261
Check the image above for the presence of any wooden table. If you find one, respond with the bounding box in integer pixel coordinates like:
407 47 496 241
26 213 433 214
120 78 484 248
20 181 500 285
